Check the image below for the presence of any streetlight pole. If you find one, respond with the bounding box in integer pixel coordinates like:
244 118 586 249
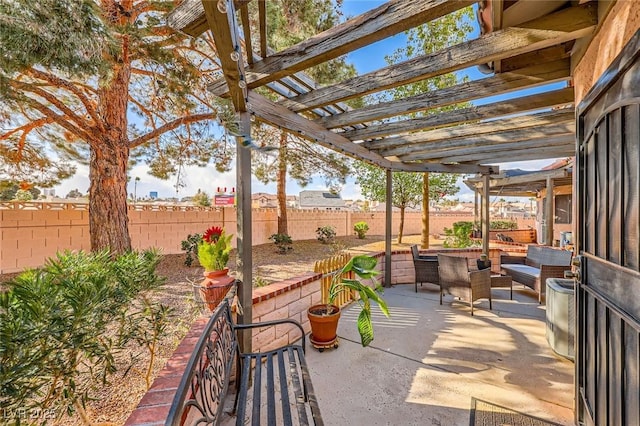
134 177 140 202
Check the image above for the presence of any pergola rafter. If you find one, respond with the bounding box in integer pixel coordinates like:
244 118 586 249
363 109 574 150
277 4 595 111
344 87 575 141
317 59 571 129
381 120 574 158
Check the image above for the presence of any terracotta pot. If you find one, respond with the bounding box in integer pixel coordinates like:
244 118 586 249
307 304 340 344
200 269 234 311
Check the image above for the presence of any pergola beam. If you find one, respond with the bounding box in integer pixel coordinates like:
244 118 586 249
316 59 570 128
406 134 574 162
247 91 390 166
202 0 247 111
345 87 575 141
279 4 596 111
365 109 574 151
385 122 574 159
168 0 252 37
208 0 475 94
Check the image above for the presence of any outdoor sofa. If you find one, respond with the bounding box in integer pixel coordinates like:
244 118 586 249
500 245 572 303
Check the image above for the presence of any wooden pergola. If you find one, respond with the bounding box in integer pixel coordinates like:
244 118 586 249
168 0 597 349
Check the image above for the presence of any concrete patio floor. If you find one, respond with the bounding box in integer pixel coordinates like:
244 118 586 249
305 282 575 426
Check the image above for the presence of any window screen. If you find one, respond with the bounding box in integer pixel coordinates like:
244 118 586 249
555 194 572 224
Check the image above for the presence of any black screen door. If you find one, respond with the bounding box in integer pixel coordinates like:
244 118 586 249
576 30 640 425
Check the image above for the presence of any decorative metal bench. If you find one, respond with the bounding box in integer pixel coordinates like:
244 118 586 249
166 298 323 425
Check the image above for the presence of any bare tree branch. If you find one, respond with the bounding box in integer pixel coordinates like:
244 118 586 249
25 68 104 132
21 97 98 144
129 112 216 148
11 80 99 142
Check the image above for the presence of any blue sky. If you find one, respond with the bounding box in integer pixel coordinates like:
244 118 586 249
54 1 565 202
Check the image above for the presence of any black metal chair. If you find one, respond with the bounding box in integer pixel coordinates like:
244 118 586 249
411 245 440 293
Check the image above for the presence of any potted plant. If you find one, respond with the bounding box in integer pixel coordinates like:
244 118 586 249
307 254 389 348
197 226 234 310
476 253 492 271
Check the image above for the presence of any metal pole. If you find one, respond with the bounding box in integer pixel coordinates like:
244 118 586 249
483 174 490 256
385 169 392 288
235 111 252 353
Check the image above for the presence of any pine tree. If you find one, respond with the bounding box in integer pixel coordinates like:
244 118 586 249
250 0 356 235
0 0 232 252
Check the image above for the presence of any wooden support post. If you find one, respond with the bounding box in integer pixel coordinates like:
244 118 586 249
546 176 554 246
474 187 479 231
385 169 392 288
235 111 252 353
421 172 429 249
483 174 490 256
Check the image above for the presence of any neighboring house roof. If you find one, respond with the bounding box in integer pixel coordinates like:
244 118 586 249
542 157 572 171
299 190 346 208
252 192 277 200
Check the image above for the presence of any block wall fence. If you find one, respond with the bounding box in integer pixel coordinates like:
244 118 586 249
0 201 534 274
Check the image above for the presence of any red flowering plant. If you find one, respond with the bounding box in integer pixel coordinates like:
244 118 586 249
197 226 233 272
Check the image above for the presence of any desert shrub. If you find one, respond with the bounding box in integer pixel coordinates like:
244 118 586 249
253 276 270 287
269 233 293 254
180 233 202 266
316 225 336 244
13 189 33 201
490 220 518 230
443 221 479 248
353 221 369 239
0 249 169 422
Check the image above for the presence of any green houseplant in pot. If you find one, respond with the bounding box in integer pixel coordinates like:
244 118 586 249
307 254 389 348
197 226 234 310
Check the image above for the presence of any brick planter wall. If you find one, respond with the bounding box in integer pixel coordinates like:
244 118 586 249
488 228 536 243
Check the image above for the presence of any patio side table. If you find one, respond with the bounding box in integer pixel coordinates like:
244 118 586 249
491 274 513 300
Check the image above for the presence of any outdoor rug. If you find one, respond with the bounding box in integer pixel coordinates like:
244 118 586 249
469 398 564 426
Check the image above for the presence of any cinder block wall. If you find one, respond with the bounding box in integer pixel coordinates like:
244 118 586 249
0 202 534 274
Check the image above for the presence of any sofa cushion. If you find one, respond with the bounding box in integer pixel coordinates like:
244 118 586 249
501 264 540 278
526 246 572 266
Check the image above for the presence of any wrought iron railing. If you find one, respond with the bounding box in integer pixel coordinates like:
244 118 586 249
166 294 238 425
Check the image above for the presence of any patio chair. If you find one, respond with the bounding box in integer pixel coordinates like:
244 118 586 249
411 245 439 293
437 254 492 315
